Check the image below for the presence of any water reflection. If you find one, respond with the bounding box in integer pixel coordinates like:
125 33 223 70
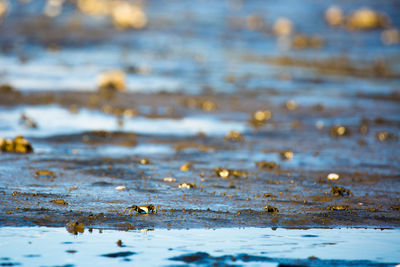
0 105 246 138
0 227 399 266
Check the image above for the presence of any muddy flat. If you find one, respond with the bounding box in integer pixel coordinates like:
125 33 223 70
1 88 399 229
0 0 400 231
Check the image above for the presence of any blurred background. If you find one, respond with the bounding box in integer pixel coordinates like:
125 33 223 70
0 0 399 95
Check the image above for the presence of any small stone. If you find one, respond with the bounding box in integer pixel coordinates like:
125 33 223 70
66 221 84 235
263 193 274 198
123 204 156 214
316 120 324 130
330 125 350 137
111 2 147 30
215 168 247 178
68 186 78 192
327 173 339 180
14 136 34 153
325 6 344 27
178 182 196 189
1 136 34 153
201 100 216 111
346 8 389 31
50 199 68 205
225 130 244 142
256 161 279 169
375 131 398 142
328 205 350 211
253 110 271 122
331 186 352 197
98 70 126 92
35 170 56 179
216 168 230 178
249 110 272 128
280 151 293 161
273 17 293 36
285 100 297 110
292 34 324 50
180 163 193 172
264 205 279 212
123 109 137 117
163 177 176 182
231 170 246 178
0 0 8 19
115 186 126 191
139 158 151 165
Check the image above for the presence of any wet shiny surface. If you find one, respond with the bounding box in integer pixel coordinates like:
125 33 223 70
1 1 400 94
0 0 400 263
0 227 399 266
0 105 246 137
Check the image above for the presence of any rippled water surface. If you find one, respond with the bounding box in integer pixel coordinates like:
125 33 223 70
0 227 399 267
0 0 400 265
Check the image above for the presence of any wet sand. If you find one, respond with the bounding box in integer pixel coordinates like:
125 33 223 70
0 0 400 231
0 89 399 230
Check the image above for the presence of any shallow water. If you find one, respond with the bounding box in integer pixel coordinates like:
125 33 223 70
0 227 399 266
0 105 246 138
0 0 400 264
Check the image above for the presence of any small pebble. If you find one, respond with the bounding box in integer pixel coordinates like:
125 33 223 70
115 186 126 191
163 177 176 182
327 173 339 180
